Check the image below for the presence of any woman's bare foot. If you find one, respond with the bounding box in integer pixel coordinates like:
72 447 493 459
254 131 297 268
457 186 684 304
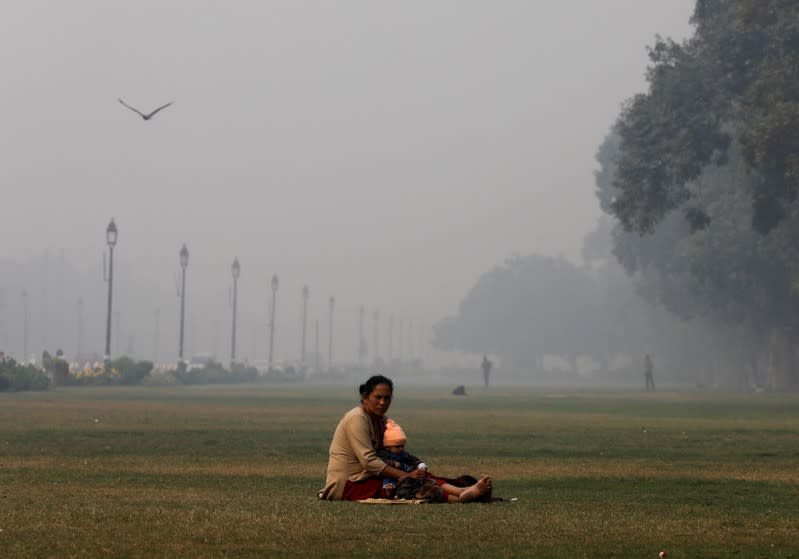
458 474 492 503
479 474 493 501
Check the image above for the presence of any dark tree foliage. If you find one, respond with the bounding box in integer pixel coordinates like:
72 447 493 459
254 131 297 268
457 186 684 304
0 358 50 391
174 361 258 384
612 0 799 234
597 120 799 389
600 0 799 389
109 356 154 385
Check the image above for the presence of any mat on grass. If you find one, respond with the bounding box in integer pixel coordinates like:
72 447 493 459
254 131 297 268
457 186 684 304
357 498 426 505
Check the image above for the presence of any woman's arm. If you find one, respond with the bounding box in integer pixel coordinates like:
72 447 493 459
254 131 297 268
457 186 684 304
346 412 391 476
380 463 426 480
344 410 426 480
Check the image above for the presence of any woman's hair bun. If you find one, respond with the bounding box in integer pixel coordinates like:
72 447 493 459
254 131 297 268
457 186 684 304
359 374 393 396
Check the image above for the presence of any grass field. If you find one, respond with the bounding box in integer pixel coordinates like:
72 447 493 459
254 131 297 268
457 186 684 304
1 383 798 558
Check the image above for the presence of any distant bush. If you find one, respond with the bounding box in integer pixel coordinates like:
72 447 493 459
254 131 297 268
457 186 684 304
71 357 153 386
230 362 259 383
141 369 181 386
110 357 154 385
53 358 70 386
72 363 117 385
263 365 305 382
0 358 50 391
172 361 259 385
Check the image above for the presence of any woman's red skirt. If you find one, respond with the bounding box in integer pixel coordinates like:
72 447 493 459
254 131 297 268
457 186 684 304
341 478 382 501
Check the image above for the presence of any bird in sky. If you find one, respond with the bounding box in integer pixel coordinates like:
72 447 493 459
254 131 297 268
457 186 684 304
118 98 174 121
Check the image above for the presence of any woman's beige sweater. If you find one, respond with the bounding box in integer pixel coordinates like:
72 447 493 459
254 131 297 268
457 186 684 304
319 406 387 500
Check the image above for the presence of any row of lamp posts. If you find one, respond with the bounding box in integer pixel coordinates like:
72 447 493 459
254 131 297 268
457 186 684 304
102 219 338 372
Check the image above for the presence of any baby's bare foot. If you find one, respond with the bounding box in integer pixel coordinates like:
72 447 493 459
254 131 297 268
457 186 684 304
458 475 492 503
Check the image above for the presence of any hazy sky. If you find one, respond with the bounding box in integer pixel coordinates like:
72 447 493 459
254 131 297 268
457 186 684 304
0 1 696 364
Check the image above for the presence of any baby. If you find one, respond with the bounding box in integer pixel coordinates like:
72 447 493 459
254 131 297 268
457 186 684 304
379 418 492 503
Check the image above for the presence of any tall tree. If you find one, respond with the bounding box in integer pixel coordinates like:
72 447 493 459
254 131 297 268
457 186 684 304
598 131 799 389
612 0 799 235
601 0 799 390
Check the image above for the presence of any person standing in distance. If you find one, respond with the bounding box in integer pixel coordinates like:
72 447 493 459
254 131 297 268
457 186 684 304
644 354 655 392
481 355 493 388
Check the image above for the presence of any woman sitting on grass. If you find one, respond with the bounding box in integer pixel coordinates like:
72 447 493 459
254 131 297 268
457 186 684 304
318 374 492 502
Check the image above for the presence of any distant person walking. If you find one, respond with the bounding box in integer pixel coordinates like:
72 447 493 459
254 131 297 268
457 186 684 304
644 354 655 392
481 355 493 388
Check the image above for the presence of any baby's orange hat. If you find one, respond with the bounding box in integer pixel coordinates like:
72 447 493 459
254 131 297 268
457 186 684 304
383 418 407 447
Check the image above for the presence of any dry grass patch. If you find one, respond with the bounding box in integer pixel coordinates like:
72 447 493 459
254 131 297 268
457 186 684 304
2 385 799 558
5 456 327 478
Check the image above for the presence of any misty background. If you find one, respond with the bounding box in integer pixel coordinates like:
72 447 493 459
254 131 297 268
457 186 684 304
1 2 695 376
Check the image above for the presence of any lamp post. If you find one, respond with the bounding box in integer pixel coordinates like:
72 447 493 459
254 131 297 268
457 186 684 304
388 314 394 363
419 320 425 364
76 296 84 358
372 309 379 364
314 319 320 373
104 218 117 367
328 296 335 373
301 285 309 368
268 274 278 371
153 307 160 364
230 257 240 367
398 318 404 365
358 305 365 366
114 311 121 357
21 288 29 361
178 244 189 365
408 319 414 362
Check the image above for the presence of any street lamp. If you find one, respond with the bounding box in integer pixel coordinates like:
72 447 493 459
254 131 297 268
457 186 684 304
230 257 240 367
408 318 413 361
399 318 404 364
268 274 279 371
314 319 320 374
104 218 117 366
301 285 309 368
388 314 394 362
21 288 29 361
358 305 366 365
153 307 160 364
372 309 379 363
178 243 189 366
328 295 335 373
76 297 84 358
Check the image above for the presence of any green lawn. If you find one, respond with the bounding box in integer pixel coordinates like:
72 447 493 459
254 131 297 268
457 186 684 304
1 384 798 558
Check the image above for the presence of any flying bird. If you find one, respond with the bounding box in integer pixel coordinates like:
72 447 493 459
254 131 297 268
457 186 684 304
118 98 174 121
